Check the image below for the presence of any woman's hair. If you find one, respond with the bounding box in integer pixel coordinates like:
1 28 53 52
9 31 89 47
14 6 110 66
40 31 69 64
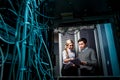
65 39 74 49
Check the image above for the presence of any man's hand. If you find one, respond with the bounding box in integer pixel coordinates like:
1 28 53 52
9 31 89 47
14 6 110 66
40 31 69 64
72 64 75 66
81 61 87 65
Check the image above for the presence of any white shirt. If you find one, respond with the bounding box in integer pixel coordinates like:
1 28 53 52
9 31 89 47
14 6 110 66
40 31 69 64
62 49 75 64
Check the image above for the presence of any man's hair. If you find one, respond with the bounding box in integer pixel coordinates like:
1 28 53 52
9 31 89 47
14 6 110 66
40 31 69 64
78 38 87 44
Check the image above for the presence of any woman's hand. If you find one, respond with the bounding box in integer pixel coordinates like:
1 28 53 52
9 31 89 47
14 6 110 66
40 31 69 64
69 58 74 61
64 58 74 63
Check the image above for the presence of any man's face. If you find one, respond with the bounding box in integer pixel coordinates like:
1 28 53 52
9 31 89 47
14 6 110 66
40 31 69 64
78 41 86 50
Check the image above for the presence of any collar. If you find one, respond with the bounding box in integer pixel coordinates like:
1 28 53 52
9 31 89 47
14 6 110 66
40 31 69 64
67 48 72 52
81 47 88 52
67 48 74 53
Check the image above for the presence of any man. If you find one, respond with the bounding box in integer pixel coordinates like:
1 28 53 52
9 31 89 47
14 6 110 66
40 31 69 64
78 38 97 76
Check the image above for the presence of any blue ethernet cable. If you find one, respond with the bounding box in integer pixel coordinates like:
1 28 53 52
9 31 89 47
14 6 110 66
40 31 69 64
0 0 55 80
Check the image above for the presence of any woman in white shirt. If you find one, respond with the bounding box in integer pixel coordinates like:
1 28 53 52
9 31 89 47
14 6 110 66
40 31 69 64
61 39 78 76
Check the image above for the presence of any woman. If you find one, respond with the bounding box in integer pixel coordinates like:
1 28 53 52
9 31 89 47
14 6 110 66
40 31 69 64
61 39 78 76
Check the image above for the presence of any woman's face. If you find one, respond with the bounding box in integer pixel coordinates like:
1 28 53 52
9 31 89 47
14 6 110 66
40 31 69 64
67 43 74 50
